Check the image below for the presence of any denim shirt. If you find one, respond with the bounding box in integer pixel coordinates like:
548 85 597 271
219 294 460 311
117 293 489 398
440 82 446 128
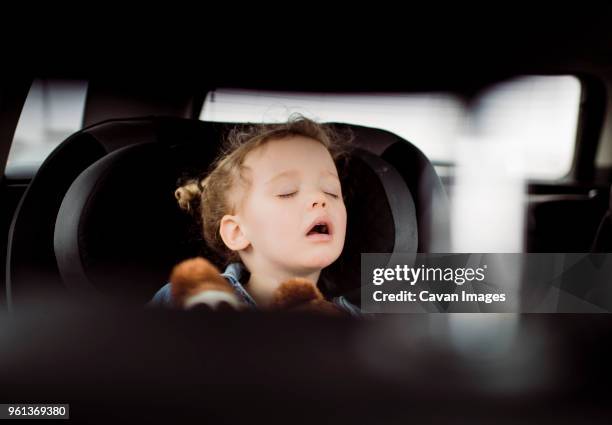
149 262 362 317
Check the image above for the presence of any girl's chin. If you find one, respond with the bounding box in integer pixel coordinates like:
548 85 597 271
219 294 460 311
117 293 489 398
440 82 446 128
298 254 339 270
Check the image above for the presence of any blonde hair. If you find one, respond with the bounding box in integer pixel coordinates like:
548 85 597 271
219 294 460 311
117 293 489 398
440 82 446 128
175 115 352 266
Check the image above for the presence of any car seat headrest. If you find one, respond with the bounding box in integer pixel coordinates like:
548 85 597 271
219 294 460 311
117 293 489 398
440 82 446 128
6 117 159 307
320 148 417 298
382 140 450 253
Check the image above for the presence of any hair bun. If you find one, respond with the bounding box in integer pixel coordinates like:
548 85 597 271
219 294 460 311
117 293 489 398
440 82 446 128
175 181 201 212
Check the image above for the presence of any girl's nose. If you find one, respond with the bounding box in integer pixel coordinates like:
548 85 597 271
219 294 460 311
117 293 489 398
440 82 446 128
311 192 326 209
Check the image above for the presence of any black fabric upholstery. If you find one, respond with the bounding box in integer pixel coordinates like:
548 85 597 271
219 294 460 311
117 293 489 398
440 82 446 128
526 195 606 253
321 149 417 300
382 140 450 253
6 117 240 307
6 118 158 307
330 123 451 252
591 186 612 252
54 142 219 303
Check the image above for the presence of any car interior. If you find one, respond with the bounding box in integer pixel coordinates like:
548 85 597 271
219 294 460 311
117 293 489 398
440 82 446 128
1 75 607 311
2 13 612 423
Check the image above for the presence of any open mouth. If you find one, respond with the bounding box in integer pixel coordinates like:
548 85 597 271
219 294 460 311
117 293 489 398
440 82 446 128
307 223 330 236
305 218 333 241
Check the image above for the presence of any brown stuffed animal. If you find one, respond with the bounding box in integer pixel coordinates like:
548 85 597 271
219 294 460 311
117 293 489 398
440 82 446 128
170 257 344 315
170 257 243 311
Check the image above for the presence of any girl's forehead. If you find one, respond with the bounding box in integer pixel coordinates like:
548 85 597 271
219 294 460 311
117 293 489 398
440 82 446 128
245 136 337 176
263 168 339 186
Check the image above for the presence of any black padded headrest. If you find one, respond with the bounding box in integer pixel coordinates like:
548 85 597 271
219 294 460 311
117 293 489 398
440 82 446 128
6 118 158 307
382 141 450 253
321 149 417 299
54 140 417 304
7 117 259 307
330 123 450 252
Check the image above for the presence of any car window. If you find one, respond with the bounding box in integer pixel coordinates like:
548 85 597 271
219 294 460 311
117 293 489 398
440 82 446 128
5 79 88 179
470 76 581 180
200 88 464 168
200 75 581 180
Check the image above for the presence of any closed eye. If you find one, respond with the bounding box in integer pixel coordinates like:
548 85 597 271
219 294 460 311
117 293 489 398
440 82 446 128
278 192 297 198
278 191 339 199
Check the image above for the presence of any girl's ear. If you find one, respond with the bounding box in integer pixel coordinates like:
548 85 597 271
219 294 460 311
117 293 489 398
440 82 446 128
219 215 250 251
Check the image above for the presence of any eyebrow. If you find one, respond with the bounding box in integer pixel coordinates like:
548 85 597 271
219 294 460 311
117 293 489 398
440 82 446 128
265 169 339 185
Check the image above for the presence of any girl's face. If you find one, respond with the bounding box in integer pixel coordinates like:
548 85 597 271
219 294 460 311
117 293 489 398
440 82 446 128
236 135 347 275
